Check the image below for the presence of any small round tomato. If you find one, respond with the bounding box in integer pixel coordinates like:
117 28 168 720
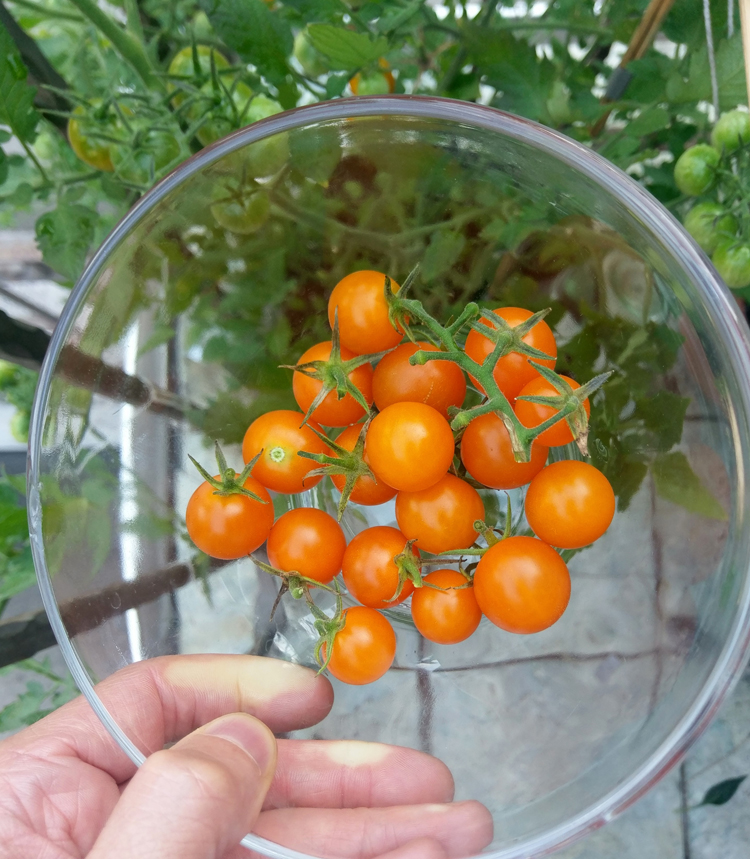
293 28 330 77
372 342 467 419
673 144 720 196
330 424 397 506
211 188 270 234
293 341 373 427
266 507 346 584
711 109 750 152
395 474 484 554
111 128 182 186
514 375 590 448
167 45 230 107
242 410 329 494
341 525 417 608
191 80 255 146
186 476 273 560
411 569 482 644
325 606 396 685
327 270 403 355
67 104 115 172
525 460 615 549
684 202 737 254
464 307 557 401
366 402 455 492
713 240 750 290
349 59 395 96
473 536 571 634
461 412 548 489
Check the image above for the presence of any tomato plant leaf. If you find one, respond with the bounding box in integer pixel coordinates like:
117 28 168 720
421 230 465 281
0 148 8 187
627 107 671 137
35 202 97 282
0 20 40 144
376 0 424 34
635 390 689 452
699 776 747 807
665 34 747 111
652 451 727 521
201 0 292 83
307 24 388 71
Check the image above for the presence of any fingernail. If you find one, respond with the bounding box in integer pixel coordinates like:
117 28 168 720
204 715 275 773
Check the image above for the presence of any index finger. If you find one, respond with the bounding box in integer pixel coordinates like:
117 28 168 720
5 654 333 783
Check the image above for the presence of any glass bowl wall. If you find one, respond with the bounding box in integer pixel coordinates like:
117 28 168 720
29 97 750 858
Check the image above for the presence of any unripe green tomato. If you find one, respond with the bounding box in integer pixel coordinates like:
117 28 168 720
168 45 230 107
710 109 750 153
0 360 18 388
673 144 720 196
191 11 214 41
111 130 182 186
10 410 30 444
211 189 270 233
293 30 330 78
67 101 116 172
684 202 738 253
350 70 393 95
242 96 288 177
713 240 750 290
191 80 255 146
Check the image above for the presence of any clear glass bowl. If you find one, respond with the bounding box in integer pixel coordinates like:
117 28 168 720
29 96 750 858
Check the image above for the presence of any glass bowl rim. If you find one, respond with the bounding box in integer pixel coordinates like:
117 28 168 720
27 94 750 859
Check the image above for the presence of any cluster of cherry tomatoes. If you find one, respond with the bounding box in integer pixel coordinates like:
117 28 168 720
185 270 616 685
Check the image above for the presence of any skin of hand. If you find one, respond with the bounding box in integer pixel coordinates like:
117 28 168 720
0 654 493 859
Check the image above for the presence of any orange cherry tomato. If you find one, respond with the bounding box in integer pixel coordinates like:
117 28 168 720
514 375 590 448
324 606 396 685
473 536 571 634
524 460 615 549
327 270 403 355
410 569 482 644
266 507 347 584
461 412 548 489
395 474 484 554
464 307 557 400
372 342 467 419
341 525 417 608
186 476 273 560
365 402 455 492
292 341 374 427
242 410 329 494
329 423 397 506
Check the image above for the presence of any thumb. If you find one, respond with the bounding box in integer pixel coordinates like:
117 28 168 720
89 713 277 859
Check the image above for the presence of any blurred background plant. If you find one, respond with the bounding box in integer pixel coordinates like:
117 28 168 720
0 0 746 746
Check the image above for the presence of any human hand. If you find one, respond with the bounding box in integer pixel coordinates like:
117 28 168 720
0 655 492 859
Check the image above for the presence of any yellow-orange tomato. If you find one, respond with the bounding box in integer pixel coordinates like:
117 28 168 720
186 476 273 560
515 375 590 448
365 402 455 492
242 410 329 494
411 569 482 644
329 424 397 506
324 606 396 685
341 525 417 608
292 341 373 427
372 342 466 419
266 507 347 584
473 536 571 634
461 412 548 489
327 270 403 355
395 474 484 554
524 460 615 549
464 307 557 400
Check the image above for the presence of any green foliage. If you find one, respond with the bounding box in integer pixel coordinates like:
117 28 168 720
0 658 77 732
35 201 97 282
0 472 35 604
307 24 388 71
0 20 40 145
698 775 747 807
652 451 727 521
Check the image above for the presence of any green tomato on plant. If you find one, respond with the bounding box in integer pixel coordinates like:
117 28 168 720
67 101 118 172
190 80 255 146
710 109 750 153
684 202 738 254
167 45 231 108
673 144 720 196
211 187 271 234
293 30 330 78
240 95 289 177
712 240 750 290
10 410 30 444
111 128 183 187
